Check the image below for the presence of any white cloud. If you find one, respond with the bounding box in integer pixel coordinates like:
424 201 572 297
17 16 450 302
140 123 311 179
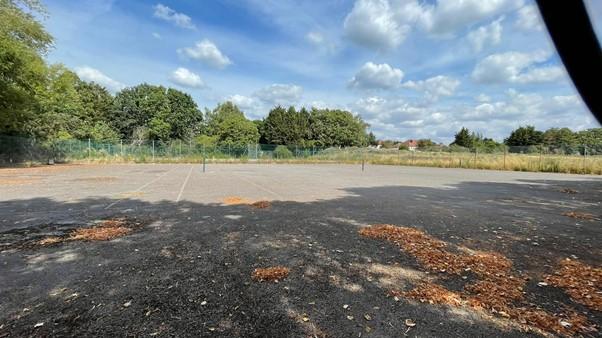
467 17 503 52
476 93 491 102
472 50 565 83
227 94 259 110
254 84 303 105
402 75 460 101
177 39 232 69
75 66 125 93
343 0 410 50
153 3 195 29
349 62 404 90
343 0 522 50
421 0 522 35
152 32 161 39
515 5 543 31
169 67 204 88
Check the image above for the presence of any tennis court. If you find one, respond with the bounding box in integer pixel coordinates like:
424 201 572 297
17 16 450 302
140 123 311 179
1 163 600 337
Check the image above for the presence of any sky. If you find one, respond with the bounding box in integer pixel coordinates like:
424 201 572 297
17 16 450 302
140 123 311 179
43 0 602 143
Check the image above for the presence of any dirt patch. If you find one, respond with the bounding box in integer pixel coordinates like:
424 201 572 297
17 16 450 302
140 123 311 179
562 211 597 220
250 201 271 209
360 224 596 336
252 266 290 282
544 258 602 311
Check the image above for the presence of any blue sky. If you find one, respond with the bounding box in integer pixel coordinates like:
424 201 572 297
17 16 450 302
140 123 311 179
43 0 602 143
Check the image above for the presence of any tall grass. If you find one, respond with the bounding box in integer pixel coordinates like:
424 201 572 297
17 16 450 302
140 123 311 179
64 148 602 175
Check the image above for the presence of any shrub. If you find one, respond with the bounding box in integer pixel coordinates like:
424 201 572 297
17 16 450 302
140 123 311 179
274 145 293 159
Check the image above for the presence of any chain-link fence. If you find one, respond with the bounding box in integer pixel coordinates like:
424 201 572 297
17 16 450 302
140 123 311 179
1 135 601 174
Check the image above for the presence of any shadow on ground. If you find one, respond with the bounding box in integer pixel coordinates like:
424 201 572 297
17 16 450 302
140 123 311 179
0 178 601 337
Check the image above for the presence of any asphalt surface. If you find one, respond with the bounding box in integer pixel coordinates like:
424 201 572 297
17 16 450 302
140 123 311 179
0 163 600 337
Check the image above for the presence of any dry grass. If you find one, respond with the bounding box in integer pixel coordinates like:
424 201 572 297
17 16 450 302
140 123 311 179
35 218 140 247
251 266 290 282
73 176 118 182
545 258 602 311
223 196 271 209
562 211 597 220
360 224 597 336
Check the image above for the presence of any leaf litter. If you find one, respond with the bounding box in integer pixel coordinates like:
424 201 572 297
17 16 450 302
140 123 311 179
251 266 290 282
360 224 598 336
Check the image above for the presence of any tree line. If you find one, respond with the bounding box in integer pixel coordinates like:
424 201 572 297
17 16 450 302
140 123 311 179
0 0 370 148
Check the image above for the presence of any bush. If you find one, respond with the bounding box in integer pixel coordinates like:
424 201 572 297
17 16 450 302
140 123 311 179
274 145 293 159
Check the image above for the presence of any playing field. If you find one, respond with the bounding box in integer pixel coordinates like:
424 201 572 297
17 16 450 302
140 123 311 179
1 163 600 337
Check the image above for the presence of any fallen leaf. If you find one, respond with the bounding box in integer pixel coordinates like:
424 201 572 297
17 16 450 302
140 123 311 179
347 315 354 320
123 300 132 307
343 304 349 309
405 319 416 327
364 314 372 321
34 322 44 328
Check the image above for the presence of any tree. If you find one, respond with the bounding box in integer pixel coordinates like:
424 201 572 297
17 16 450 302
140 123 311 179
262 106 311 146
110 84 171 140
542 127 576 148
451 127 474 148
505 126 543 146
0 0 53 136
33 64 83 140
417 139 434 148
74 80 118 140
367 132 377 146
309 108 368 147
166 88 202 140
204 101 259 147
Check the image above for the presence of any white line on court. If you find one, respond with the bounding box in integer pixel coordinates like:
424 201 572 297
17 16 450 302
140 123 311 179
176 165 194 202
104 167 175 210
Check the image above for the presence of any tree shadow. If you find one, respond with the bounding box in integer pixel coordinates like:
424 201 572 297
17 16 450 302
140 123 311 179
0 178 601 337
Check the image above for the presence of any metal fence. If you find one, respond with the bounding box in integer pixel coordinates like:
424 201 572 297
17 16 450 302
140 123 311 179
1 135 601 174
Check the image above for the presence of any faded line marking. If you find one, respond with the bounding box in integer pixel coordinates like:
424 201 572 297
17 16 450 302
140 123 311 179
176 166 194 202
105 167 174 209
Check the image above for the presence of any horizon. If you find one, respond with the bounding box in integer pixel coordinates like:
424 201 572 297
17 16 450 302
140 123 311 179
44 0 602 143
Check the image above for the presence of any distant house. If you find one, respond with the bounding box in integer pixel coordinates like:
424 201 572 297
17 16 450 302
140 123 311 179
402 139 418 151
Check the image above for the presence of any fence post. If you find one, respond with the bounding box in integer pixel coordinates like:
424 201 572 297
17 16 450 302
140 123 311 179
583 145 587 172
120 140 123 156
503 147 507 170
474 148 477 168
87 138 91 162
152 140 155 162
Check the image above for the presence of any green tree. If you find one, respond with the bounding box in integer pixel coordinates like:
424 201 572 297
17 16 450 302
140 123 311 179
110 84 170 140
33 64 83 140
166 88 202 140
451 127 474 148
309 108 368 147
504 126 543 146
367 132 377 146
204 101 259 147
262 106 311 146
542 127 576 147
0 0 53 136
417 139 434 148
73 80 118 140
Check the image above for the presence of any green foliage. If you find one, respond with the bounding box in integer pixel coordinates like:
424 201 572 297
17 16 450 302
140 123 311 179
417 139 434 148
398 143 409 150
273 145 293 158
195 134 218 147
452 127 474 148
505 125 543 146
0 0 53 135
367 131 377 146
166 88 202 140
262 106 311 146
204 101 259 147
309 108 368 147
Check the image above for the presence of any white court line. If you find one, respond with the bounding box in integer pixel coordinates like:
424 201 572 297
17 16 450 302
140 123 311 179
230 172 285 200
176 165 194 202
105 167 175 210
